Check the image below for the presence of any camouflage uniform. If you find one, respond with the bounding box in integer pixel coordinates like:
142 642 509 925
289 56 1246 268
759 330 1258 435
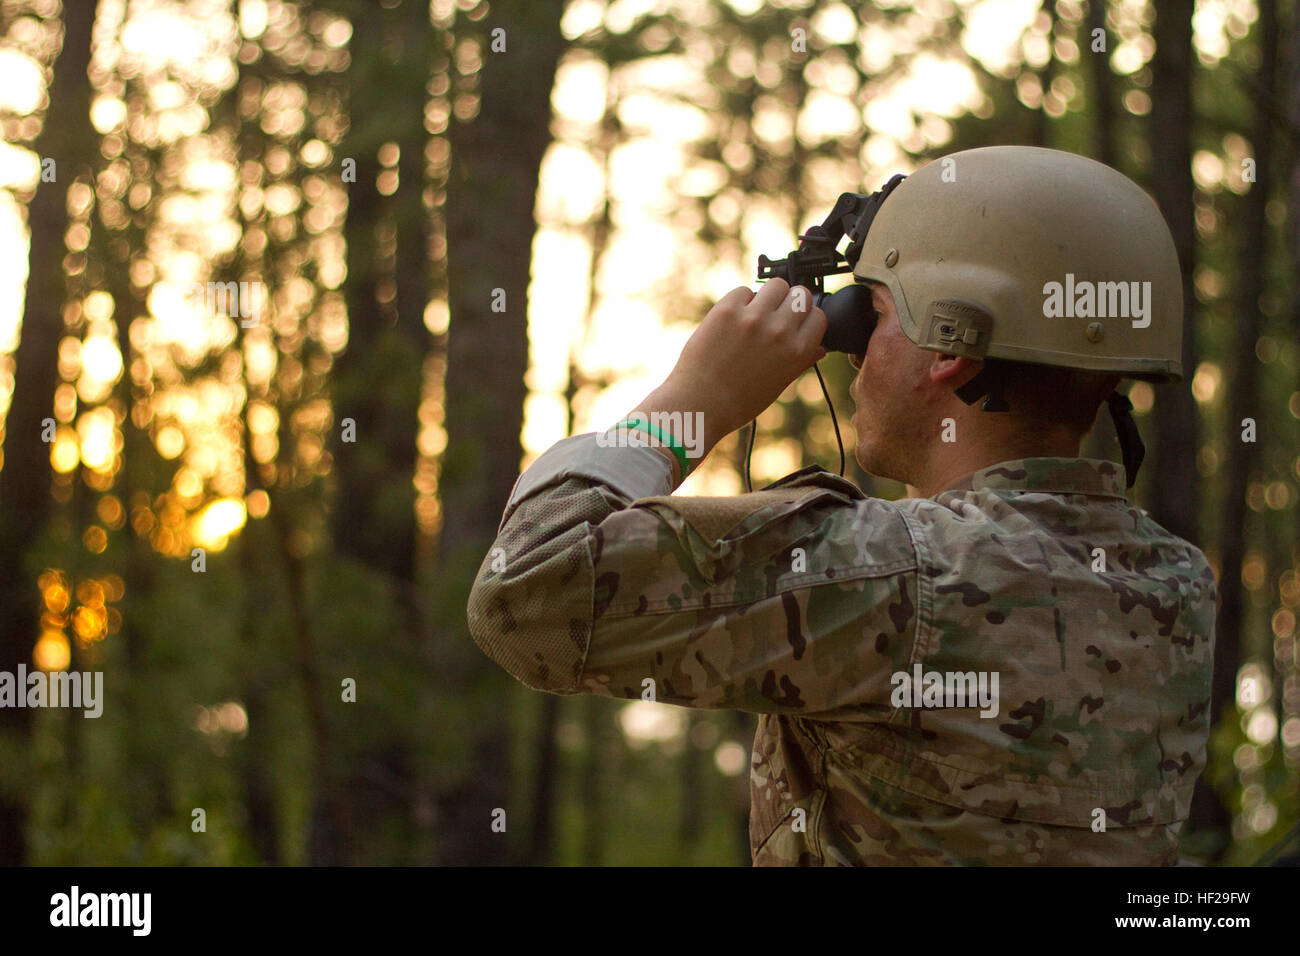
467 434 1217 865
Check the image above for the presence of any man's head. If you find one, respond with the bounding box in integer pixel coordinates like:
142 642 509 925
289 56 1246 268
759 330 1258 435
848 282 1121 492
819 145 1183 491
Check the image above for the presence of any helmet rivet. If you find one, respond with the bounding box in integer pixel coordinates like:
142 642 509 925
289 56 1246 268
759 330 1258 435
1086 322 1104 343
884 248 899 268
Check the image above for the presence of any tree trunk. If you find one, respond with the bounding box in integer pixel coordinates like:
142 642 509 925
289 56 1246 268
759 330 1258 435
435 0 567 865
679 714 702 852
1078 2 1119 463
1087 0 1116 167
526 693 560 865
731 709 755 863
308 0 437 864
236 512 282 864
103 140 171 844
1032 0 1057 147
580 695 608 865
1197 0 1280 855
1145 1 1199 544
330 0 429 588
0 0 98 866
1288 0 1300 786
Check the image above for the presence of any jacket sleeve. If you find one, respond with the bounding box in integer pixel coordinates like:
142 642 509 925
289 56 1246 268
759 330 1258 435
466 434 920 717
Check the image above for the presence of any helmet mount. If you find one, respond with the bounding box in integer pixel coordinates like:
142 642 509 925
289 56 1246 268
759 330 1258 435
757 174 906 354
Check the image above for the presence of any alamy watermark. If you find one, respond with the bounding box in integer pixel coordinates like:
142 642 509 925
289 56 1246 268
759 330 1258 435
0 665 103 718
179 280 263 327
1042 273 1151 328
50 886 150 936
595 410 705 461
890 664 999 718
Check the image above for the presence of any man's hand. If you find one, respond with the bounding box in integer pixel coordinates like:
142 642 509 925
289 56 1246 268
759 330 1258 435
674 279 828 434
628 279 827 479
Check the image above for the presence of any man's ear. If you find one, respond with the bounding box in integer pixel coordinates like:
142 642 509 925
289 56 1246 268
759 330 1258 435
929 352 982 390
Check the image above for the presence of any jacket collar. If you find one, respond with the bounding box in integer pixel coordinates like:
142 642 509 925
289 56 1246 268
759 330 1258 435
939 458 1129 500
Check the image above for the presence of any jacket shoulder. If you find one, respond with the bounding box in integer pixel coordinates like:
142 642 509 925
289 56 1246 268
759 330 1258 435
610 466 916 594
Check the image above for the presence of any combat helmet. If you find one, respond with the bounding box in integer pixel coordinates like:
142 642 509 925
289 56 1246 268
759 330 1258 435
852 145 1184 485
853 144 1183 383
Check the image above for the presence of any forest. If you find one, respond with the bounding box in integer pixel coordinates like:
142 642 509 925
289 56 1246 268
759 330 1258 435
0 0 1296 866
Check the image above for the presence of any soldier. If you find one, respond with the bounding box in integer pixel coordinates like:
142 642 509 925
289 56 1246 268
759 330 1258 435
467 145 1217 865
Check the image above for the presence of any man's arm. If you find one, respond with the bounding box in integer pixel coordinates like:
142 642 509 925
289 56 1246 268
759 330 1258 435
466 431 919 717
467 277 918 715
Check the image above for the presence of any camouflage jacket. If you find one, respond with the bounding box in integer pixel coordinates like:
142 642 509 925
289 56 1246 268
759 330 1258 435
467 435 1217 865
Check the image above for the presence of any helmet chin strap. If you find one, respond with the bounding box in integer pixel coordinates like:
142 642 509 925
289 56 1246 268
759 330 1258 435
953 360 1010 412
1105 391 1144 488
954 361 1145 488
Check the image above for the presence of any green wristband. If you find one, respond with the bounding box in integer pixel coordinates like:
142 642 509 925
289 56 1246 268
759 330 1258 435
614 418 692 479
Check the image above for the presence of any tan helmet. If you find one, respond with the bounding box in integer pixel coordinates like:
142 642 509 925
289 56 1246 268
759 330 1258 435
853 145 1184 382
